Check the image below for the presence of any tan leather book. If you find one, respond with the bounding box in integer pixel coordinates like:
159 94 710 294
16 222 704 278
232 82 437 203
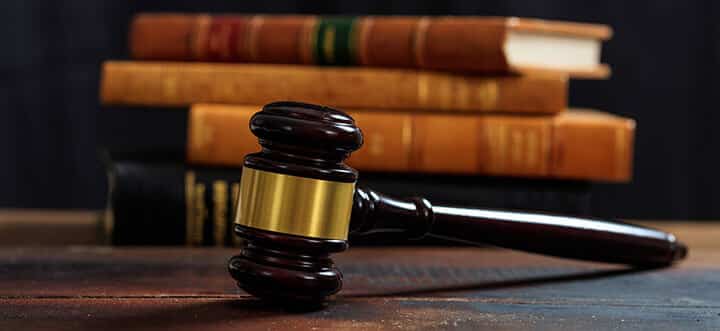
187 104 634 182
100 61 568 114
130 14 611 78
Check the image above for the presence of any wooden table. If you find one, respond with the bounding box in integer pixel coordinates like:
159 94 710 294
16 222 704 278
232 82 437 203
1 223 719 330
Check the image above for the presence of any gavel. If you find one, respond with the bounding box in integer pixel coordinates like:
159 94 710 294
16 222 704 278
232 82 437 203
228 101 687 304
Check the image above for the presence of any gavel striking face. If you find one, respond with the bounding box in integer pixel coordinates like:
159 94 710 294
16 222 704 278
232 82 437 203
228 101 687 304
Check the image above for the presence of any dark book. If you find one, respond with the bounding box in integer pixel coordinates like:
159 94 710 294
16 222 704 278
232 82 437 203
106 161 592 246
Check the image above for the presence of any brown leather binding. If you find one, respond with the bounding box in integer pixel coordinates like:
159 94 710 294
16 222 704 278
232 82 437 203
129 14 610 78
184 104 634 182
99 61 568 113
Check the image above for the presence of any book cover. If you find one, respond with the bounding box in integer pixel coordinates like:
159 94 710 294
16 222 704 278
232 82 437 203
130 14 611 78
100 104 634 182
99 61 568 114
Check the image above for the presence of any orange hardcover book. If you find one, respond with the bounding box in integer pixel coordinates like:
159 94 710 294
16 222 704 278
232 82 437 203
186 104 634 182
130 14 611 78
99 61 567 114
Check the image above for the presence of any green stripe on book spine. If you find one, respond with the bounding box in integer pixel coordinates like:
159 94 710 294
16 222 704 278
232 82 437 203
313 17 359 66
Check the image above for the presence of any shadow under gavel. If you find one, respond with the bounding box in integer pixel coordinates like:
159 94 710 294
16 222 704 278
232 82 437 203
228 101 687 305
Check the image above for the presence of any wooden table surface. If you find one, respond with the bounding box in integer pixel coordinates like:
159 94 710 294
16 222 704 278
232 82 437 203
1 222 719 330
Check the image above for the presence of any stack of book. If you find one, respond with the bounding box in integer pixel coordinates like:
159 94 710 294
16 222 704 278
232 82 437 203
99 14 634 246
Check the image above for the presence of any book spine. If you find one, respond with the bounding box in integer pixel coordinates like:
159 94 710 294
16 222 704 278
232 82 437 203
129 14 610 78
109 162 243 246
184 104 633 182
551 112 635 182
130 14 510 71
99 61 567 113
108 162 592 246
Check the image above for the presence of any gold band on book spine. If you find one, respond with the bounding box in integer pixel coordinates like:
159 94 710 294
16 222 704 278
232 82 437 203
234 167 355 240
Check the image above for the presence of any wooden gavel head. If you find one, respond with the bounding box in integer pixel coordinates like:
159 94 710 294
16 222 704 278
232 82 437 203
227 101 363 304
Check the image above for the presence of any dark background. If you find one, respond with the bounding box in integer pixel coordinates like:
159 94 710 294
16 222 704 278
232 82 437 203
0 0 717 219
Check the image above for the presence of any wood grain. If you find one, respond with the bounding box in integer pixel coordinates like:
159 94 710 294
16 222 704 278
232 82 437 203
0 244 718 330
4 297 718 331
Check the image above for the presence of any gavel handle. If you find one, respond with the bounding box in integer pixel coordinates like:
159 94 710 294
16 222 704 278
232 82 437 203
350 187 687 267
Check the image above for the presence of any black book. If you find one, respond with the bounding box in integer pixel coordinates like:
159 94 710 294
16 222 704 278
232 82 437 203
106 161 593 246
